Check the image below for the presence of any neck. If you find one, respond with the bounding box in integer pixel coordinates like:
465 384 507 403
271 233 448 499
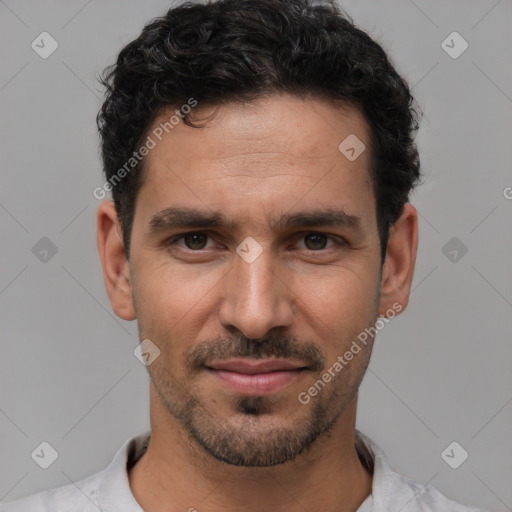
129 388 373 512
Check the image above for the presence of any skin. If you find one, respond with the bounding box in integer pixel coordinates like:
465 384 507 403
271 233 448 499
97 94 418 512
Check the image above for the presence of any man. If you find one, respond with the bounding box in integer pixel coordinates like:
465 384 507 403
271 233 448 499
1 0 485 510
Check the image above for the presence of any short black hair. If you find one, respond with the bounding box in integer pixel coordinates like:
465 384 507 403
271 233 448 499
96 0 421 261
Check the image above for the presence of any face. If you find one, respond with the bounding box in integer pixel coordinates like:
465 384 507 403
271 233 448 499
100 94 414 467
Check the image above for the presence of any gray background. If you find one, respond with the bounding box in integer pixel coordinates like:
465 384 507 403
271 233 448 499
1 0 511 510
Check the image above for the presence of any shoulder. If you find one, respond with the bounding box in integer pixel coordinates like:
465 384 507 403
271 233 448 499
0 470 104 512
0 430 150 512
355 430 487 512
387 470 487 511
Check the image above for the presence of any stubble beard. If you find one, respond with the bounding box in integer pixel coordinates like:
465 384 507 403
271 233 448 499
150 351 371 467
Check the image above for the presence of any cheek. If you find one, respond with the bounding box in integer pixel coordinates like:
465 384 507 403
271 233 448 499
134 263 223 333
292 268 379 354
296 265 378 317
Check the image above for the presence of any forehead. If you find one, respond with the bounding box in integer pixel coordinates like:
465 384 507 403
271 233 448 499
148 95 370 164
135 94 375 233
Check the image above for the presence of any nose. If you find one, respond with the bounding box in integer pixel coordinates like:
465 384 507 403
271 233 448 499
218 246 295 339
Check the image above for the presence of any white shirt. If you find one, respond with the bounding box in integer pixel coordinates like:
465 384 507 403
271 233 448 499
0 429 486 511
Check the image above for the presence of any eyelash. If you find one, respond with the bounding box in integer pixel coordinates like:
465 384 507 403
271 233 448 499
165 231 347 253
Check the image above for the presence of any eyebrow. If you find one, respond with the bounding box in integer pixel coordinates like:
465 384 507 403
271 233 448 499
148 207 361 234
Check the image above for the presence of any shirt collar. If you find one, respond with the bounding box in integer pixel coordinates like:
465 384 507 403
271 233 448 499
96 429 150 511
355 429 392 510
95 429 383 511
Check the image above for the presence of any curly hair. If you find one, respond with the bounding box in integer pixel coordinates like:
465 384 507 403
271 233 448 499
96 0 421 261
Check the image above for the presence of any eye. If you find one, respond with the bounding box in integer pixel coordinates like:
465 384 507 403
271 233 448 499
294 232 341 251
167 232 215 250
165 231 345 254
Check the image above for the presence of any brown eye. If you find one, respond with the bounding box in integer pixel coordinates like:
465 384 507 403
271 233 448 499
303 233 329 250
183 233 209 250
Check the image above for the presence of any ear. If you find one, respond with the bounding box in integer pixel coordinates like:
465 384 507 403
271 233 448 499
96 201 136 321
378 203 418 316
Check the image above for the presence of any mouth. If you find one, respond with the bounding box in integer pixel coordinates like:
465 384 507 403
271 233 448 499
206 358 308 396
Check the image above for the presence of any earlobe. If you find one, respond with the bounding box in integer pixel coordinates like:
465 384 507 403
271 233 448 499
96 201 136 321
378 203 418 316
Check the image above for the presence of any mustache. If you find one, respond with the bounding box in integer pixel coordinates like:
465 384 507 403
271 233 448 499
184 332 325 372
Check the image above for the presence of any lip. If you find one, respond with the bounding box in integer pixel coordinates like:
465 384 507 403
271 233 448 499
206 358 307 396
208 358 306 374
